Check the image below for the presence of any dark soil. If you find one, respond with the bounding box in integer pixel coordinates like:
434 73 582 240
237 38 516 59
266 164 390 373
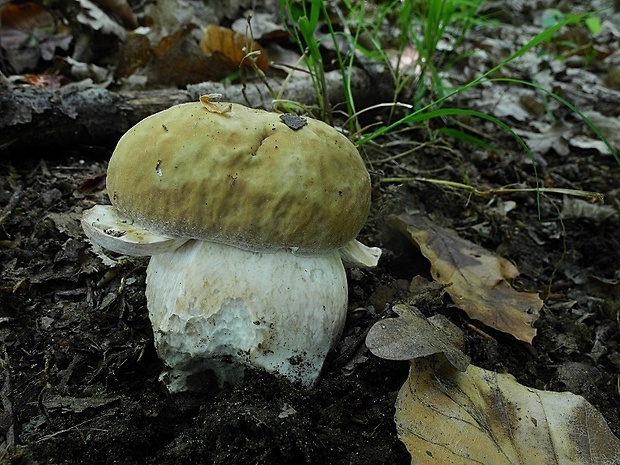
1 111 619 463
1 151 415 465
1 3 620 465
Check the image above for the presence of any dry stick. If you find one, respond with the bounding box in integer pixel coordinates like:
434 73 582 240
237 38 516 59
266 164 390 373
373 140 434 164
34 412 115 444
1 369 16 448
332 327 371 368
0 162 43 226
56 353 84 392
380 177 605 202
0 184 24 226
37 386 53 428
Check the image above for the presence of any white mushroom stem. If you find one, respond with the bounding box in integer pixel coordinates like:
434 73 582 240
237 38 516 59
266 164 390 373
81 205 188 256
146 240 347 392
81 206 379 391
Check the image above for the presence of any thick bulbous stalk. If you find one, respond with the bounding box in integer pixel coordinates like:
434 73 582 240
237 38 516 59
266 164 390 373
146 240 348 392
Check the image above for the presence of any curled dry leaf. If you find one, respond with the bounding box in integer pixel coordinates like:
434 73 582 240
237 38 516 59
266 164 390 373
76 0 127 39
200 94 232 114
514 124 572 156
64 56 109 82
581 110 620 152
231 12 289 40
149 24 229 85
114 31 152 79
200 24 269 73
79 173 107 193
12 73 68 88
390 214 542 343
91 0 138 30
396 356 620 464
366 304 470 371
125 23 270 86
561 195 618 222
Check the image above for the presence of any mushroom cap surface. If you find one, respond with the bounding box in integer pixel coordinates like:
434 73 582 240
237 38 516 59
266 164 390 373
106 102 371 253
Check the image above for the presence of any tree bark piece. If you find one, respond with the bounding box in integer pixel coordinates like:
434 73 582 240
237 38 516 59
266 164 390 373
0 64 394 151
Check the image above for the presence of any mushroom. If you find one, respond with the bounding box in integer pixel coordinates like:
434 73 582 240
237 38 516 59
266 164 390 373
81 99 381 392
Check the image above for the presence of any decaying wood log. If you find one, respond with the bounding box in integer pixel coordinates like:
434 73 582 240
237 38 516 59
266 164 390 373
0 64 394 151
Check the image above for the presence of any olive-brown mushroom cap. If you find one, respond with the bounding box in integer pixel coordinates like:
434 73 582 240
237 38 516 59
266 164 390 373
106 102 371 253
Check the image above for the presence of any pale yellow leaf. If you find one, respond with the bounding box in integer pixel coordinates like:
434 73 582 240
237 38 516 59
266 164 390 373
390 214 542 342
396 356 620 464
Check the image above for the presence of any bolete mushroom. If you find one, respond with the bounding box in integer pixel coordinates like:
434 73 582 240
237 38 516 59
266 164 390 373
82 99 380 392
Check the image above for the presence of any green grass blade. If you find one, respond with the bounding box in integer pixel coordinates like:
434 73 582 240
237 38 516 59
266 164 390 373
356 12 588 145
438 127 498 150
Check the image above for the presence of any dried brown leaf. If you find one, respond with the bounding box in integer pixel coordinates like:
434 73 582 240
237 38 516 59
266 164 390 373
396 356 620 464
200 24 269 73
199 94 232 114
76 0 127 39
231 12 289 40
79 173 107 193
92 0 138 30
390 214 542 343
114 31 152 79
13 73 68 88
150 24 228 85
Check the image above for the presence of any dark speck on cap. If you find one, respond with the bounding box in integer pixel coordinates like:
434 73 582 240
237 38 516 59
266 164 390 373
280 114 308 131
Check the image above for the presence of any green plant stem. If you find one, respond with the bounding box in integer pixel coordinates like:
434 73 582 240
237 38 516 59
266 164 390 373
380 177 604 202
